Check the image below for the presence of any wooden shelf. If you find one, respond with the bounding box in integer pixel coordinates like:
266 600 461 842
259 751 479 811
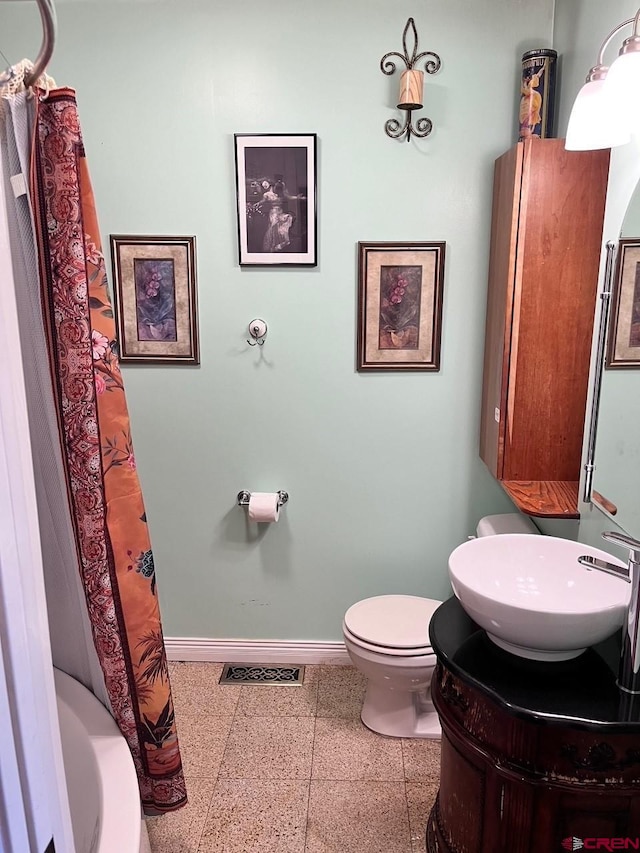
500 480 579 519
592 490 618 516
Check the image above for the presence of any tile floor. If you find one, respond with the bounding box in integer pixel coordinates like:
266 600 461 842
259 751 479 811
146 662 441 853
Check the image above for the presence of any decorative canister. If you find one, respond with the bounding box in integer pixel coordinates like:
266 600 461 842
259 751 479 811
519 49 557 141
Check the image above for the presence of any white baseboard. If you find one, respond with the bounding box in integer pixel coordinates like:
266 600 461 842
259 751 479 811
164 637 351 666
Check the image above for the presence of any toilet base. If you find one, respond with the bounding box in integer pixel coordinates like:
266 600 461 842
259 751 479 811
360 681 441 739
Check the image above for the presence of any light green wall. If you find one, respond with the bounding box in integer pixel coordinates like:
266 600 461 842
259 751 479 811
554 0 640 133
1 0 557 641
553 0 640 552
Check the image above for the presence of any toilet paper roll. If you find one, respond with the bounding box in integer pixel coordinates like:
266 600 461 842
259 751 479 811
248 492 280 523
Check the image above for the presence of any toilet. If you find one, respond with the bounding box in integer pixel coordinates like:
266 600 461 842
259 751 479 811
342 513 538 738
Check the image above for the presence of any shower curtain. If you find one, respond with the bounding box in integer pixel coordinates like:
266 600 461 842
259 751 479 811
2 84 185 814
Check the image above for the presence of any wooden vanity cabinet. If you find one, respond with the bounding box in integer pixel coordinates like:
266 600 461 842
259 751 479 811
428 664 640 853
428 598 640 853
479 139 610 518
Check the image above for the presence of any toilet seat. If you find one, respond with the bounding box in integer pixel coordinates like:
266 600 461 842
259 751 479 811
343 623 436 658
344 595 440 653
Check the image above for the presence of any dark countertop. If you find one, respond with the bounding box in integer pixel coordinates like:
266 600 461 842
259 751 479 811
429 596 640 731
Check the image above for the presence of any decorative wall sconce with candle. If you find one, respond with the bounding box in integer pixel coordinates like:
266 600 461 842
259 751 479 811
566 8 640 150
380 17 441 142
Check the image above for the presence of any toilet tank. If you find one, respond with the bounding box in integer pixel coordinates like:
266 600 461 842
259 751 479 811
476 513 539 537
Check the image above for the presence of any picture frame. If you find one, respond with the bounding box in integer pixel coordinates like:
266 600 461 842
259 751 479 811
357 242 446 371
110 235 199 365
607 238 640 369
234 133 317 266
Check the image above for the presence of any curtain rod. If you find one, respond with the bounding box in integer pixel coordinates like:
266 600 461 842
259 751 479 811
23 0 56 86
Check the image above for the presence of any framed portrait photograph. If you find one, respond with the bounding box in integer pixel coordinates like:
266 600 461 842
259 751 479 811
607 239 640 368
234 133 317 266
357 242 445 371
110 235 199 365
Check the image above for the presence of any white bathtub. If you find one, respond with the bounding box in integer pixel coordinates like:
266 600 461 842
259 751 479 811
54 668 148 853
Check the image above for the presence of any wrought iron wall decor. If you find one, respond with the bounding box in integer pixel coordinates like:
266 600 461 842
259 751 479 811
380 17 441 142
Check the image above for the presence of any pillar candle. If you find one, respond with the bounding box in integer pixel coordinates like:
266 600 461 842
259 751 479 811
397 69 424 110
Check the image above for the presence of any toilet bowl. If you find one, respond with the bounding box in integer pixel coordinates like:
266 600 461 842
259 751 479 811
343 595 441 738
343 513 539 739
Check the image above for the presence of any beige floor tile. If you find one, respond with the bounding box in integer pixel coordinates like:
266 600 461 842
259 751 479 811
198 780 308 853
316 665 367 718
176 715 234 779
155 666 439 853
146 778 215 853
169 662 240 717
236 667 318 717
406 782 439 853
219 716 314 780
305 781 411 853
401 738 441 783
312 717 404 781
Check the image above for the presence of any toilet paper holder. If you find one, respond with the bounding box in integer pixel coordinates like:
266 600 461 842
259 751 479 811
237 490 289 508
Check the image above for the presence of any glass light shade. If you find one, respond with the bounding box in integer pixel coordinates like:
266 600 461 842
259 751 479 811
603 49 640 107
602 50 640 137
565 79 630 150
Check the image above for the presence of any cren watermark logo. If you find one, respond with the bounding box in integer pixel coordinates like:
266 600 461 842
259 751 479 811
562 839 640 851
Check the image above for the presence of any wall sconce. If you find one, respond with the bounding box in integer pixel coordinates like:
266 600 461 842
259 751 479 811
566 8 640 150
380 17 441 142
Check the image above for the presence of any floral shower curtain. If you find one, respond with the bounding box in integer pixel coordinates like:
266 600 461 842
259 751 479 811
29 87 185 814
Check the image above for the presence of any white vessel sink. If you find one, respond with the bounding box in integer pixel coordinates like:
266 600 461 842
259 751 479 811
448 534 630 661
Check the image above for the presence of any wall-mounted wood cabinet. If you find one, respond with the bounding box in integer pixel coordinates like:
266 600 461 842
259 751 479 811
480 139 610 518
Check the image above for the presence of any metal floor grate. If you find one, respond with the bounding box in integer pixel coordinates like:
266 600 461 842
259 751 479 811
219 664 305 686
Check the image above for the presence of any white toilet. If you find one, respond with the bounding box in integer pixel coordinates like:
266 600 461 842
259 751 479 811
342 513 538 738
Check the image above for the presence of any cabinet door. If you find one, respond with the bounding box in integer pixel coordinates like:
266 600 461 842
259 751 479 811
532 789 640 851
479 143 524 478
503 140 609 481
480 140 609 488
438 733 486 852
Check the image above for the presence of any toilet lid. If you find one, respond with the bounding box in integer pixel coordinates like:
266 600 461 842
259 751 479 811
344 595 441 650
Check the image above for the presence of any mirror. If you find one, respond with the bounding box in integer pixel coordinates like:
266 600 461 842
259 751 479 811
591 141 640 535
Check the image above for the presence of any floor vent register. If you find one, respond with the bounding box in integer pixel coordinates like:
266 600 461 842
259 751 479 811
219 664 305 686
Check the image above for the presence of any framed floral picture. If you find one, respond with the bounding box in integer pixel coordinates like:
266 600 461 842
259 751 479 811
607 239 640 368
234 133 317 266
357 242 445 371
110 235 199 365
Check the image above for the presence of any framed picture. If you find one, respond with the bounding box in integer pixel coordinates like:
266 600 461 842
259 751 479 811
234 133 317 266
607 239 640 368
357 242 445 371
110 235 199 365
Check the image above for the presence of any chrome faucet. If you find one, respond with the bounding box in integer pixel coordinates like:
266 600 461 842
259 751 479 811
578 531 640 716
